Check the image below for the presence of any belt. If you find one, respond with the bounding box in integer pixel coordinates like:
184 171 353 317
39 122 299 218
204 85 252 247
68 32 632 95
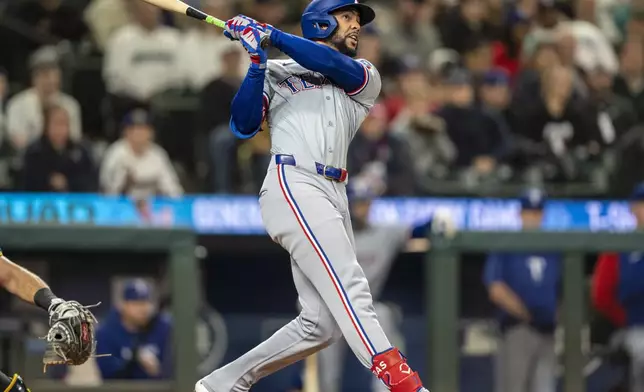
275 154 348 182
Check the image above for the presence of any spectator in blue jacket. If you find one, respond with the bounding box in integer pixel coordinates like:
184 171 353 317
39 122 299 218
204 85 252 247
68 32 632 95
95 279 172 380
619 183 644 392
483 188 561 392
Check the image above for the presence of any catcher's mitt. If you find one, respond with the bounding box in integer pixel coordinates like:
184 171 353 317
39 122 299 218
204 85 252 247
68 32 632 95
43 300 99 372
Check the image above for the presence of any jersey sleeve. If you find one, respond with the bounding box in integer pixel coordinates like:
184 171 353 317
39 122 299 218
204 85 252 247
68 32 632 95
262 64 276 122
483 254 504 287
346 59 382 108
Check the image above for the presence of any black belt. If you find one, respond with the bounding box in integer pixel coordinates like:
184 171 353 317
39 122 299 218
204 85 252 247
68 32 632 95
275 154 348 182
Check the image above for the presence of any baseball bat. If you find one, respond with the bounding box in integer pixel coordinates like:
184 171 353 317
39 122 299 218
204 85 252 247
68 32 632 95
139 0 269 48
303 353 319 392
140 0 225 28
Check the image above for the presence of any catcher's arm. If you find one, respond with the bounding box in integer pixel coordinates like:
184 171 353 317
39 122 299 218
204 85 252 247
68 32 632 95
0 252 62 311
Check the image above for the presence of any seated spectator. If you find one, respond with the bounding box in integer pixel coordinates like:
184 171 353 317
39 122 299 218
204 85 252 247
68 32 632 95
438 0 496 54
100 109 183 199
585 66 638 145
513 65 603 159
84 0 131 52
462 37 494 82
479 69 512 116
613 38 644 123
491 8 532 79
522 0 618 75
6 46 82 152
384 56 439 124
22 104 96 192
12 0 88 43
103 1 182 122
513 39 561 107
391 95 456 182
437 69 508 174
348 103 415 196
95 279 172 380
381 0 442 63
178 0 248 92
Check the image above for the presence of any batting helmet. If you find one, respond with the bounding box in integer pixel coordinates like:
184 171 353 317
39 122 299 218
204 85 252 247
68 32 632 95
301 0 376 40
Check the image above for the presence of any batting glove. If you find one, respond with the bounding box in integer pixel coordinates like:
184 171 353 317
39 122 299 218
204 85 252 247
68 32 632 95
239 26 268 69
224 15 268 40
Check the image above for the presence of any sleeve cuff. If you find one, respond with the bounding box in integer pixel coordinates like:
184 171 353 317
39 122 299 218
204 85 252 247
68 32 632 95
229 118 261 140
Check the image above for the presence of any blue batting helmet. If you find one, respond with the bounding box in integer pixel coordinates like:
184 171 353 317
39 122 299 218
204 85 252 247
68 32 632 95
301 0 376 40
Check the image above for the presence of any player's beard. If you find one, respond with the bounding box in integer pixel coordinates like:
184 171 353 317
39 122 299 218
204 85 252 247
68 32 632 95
328 32 358 58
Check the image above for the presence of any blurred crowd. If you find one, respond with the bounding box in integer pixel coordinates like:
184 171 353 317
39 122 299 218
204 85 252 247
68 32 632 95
0 0 643 198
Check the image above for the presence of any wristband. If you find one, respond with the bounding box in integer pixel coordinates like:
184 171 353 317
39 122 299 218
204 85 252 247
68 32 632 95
34 288 60 312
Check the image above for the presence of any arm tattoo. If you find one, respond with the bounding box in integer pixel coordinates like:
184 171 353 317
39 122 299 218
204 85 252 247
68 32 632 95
0 256 49 304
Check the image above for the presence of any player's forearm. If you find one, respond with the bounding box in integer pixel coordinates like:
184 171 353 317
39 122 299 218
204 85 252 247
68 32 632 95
230 66 266 139
269 29 365 92
0 255 59 310
488 282 531 322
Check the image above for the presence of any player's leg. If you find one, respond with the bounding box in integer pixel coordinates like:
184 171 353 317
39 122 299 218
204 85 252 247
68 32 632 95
0 372 29 392
198 259 342 392
316 338 348 392
529 332 556 392
495 325 537 392
273 165 426 391
371 302 405 392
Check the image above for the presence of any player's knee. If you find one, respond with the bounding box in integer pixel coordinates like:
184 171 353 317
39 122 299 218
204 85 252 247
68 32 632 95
298 312 339 343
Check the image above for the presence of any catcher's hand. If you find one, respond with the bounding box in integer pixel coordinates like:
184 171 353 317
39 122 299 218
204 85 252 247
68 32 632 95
43 300 99 372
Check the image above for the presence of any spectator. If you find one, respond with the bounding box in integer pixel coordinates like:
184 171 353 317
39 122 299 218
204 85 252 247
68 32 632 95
513 39 561 106
618 183 644 392
199 41 245 134
483 188 560 392
613 38 644 123
512 65 602 159
522 0 618 75
6 46 82 152
348 103 416 196
438 0 496 54
391 98 456 183
100 109 183 198
585 66 638 145
201 42 248 193
380 0 442 62
103 1 182 119
479 69 512 116
22 104 96 192
437 69 508 173
178 0 248 92
491 10 531 80
13 0 88 43
462 37 494 81
84 0 131 52
95 279 172 380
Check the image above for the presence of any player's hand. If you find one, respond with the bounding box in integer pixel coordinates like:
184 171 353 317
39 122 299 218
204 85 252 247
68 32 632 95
224 15 272 40
224 15 256 40
239 26 268 68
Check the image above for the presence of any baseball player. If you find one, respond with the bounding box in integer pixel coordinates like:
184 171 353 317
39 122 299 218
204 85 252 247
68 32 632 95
195 1 429 391
0 249 97 392
483 188 561 392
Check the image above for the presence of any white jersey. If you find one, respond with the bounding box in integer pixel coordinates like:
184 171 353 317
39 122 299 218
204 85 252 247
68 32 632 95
262 58 381 169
